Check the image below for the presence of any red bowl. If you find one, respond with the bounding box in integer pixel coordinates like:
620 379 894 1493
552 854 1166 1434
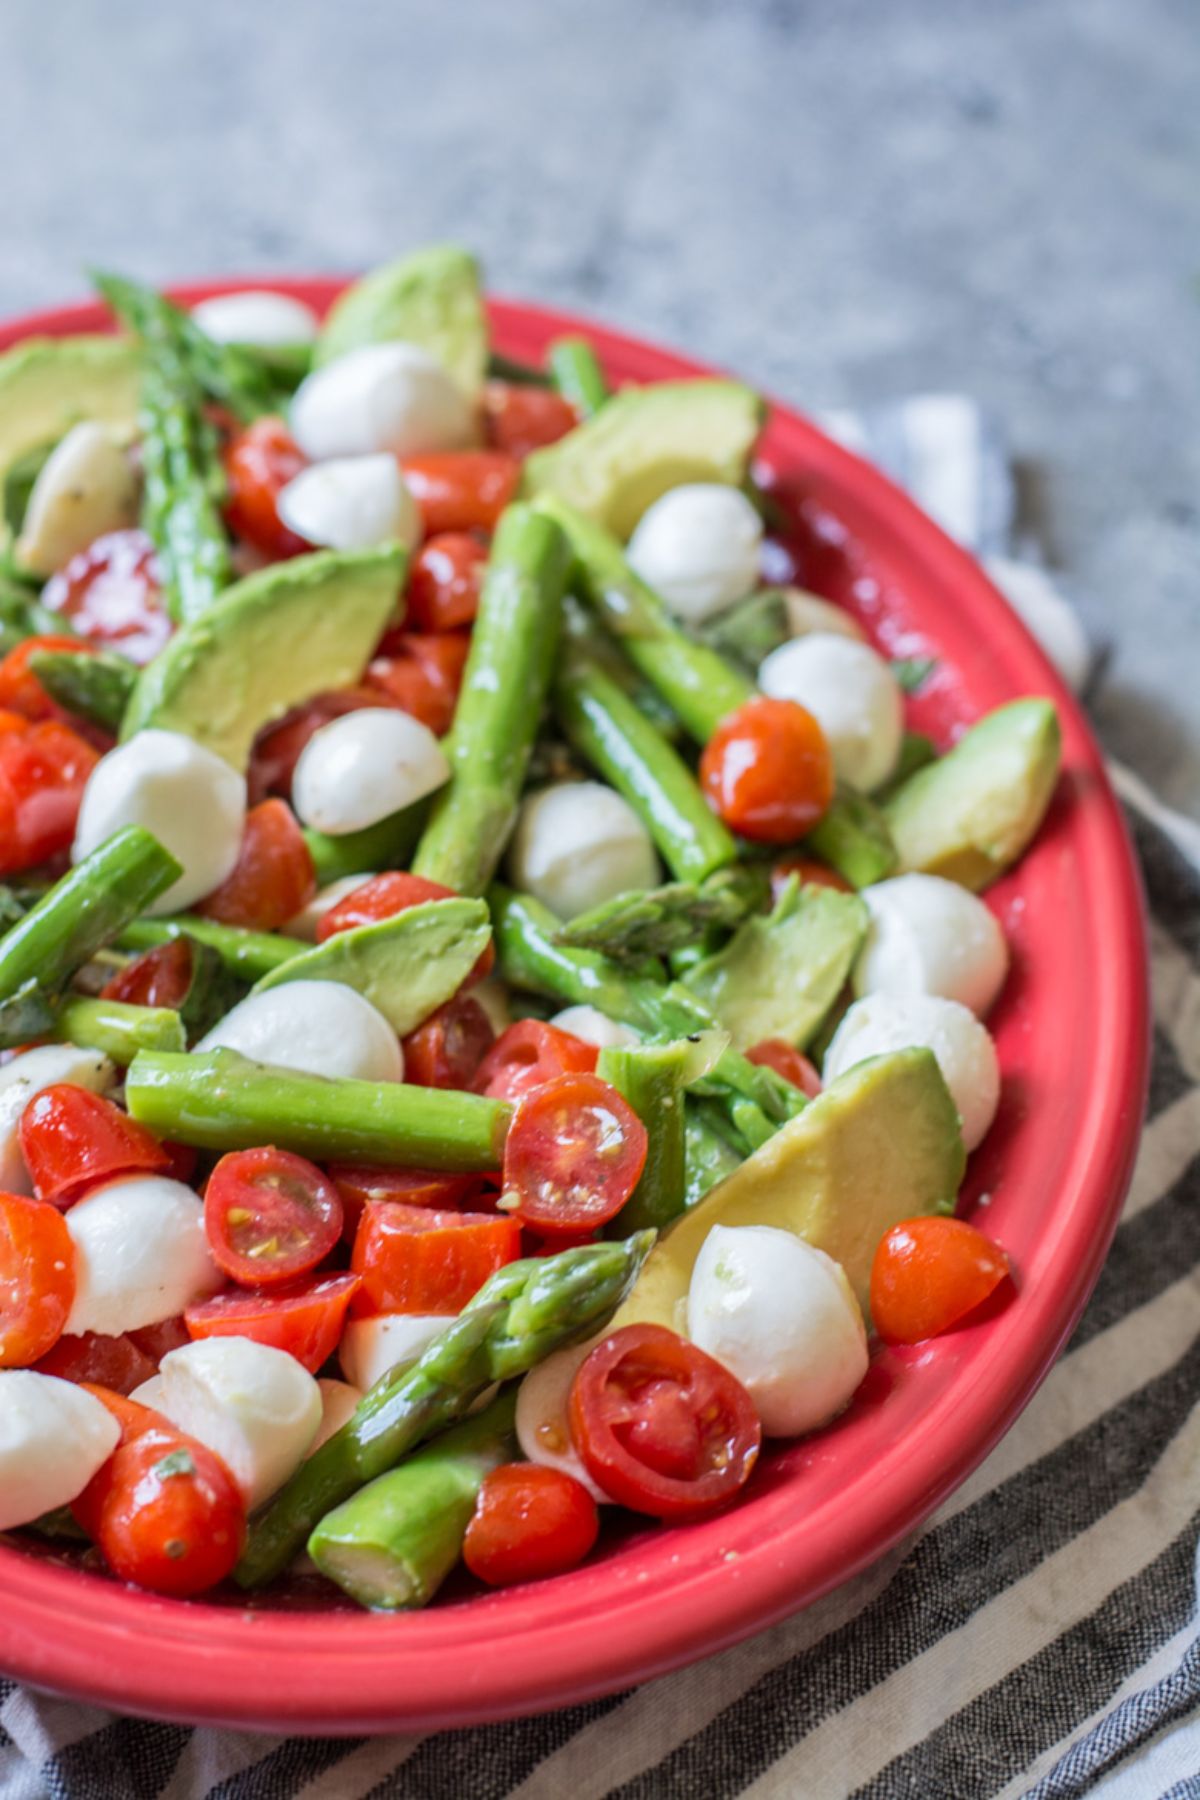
0 281 1148 1733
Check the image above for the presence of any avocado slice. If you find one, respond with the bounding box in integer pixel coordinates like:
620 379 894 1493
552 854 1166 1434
884 698 1062 892
0 336 142 496
612 1047 965 1325
681 880 867 1051
314 245 488 394
523 380 765 541
252 897 492 1036
121 546 405 770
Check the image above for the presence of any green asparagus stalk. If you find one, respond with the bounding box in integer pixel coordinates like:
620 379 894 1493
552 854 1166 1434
488 351 553 388
696 588 792 675
239 1233 653 1587
596 1041 693 1233
0 577 72 644
412 505 571 893
117 915 306 982
91 271 283 421
137 344 232 623
684 1100 744 1206
308 1389 518 1609
51 996 185 1062
556 864 770 962
27 649 137 733
303 800 428 887
802 782 898 888
547 337 609 417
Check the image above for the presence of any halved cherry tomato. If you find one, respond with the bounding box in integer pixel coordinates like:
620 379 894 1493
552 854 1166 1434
746 1038 822 1099
223 416 310 560
73 1387 245 1597
502 1071 647 1236
472 1019 598 1103
464 1462 598 1587
0 635 93 722
195 798 316 930
403 994 495 1090
19 1086 169 1207
769 854 853 900
327 1165 490 1242
127 1315 192 1366
184 1271 361 1372
203 1146 343 1288
0 1192 75 1366
350 1202 520 1316
101 937 195 1010
405 533 488 632
35 1330 157 1395
317 868 495 984
41 529 169 665
700 697 834 843
248 687 397 802
0 718 100 873
482 383 578 459
870 1216 1011 1345
366 631 470 736
569 1324 761 1519
400 452 520 534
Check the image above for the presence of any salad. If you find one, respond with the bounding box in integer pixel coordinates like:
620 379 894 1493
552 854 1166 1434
0 246 1061 1610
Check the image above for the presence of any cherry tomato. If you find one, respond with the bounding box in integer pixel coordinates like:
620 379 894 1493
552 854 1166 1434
0 635 94 722
184 1271 361 1372
35 1330 157 1395
502 1072 647 1236
101 937 194 1011
203 1146 343 1288
127 1315 192 1366
327 1165 490 1243
19 1086 169 1207
482 382 578 459
400 452 520 534
403 994 495 1090
41 529 169 665
248 687 396 802
569 1324 761 1519
350 1202 520 1316
870 1216 1011 1345
745 1038 822 1099
223 417 310 560
195 797 316 931
0 1192 75 1366
317 869 495 984
405 533 488 632
0 718 100 873
366 631 470 736
464 1462 599 1587
472 1019 599 1103
700 697 834 843
769 854 853 901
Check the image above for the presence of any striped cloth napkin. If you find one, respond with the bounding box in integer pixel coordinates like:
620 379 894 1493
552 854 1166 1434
3 398 1199 1800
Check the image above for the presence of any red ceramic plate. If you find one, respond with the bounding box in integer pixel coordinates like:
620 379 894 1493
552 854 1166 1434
0 281 1148 1733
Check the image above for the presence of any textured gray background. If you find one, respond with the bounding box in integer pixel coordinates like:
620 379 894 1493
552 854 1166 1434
3 0 1197 816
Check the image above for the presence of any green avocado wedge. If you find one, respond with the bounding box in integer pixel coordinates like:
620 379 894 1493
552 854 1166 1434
314 245 488 394
0 336 142 495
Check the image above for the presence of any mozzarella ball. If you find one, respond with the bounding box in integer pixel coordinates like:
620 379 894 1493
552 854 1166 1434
153 1337 322 1510
291 342 475 461
627 484 762 622
340 1313 453 1392
548 1005 641 1050
508 782 661 919
0 1372 121 1529
853 874 1009 1017
687 1225 868 1437
292 709 449 836
782 589 867 644
515 1340 609 1502
190 290 319 347
758 633 904 793
310 1378 364 1454
824 993 1001 1151
129 1374 166 1411
197 980 404 1083
0 1046 116 1194
276 455 421 554
283 875 376 942
64 1175 223 1337
16 423 139 576
72 729 247 915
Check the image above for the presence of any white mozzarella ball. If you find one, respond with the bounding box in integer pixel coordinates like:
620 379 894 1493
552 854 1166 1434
282 875 376 942
853 874 1009 1017
0 1046 116 1194
310 1378 364 1454
190 290 319 347
627 484 763 622
153 1337 322 1510
339 1314 453 1392
291 342 475 461
276 455 421 554
16 423 139 576
687 1225 868 1437
129 1375 166 1411
0 1372 121 1529
782 589 867 643
515 1341 608 1502
824 993 1001 1151
508 782 661 919
64 1175 222 1337
548 1005 641 1050
71 730 247 915
292 709 449 836
197 980 404 1084
758 632 904 793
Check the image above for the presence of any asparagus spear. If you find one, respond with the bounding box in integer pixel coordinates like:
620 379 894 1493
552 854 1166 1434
596 1038 725 1233
27 649 136 734
308 1389 518 1609
117 915 306 982
802 782 897 889
411 505 571 894
0 577 71 644
137 343 232 623
547 337 609 417
487 351 553 388
239 1233 652 1587
556 864 770 963
302 800 428 887
91 271 283 421
684 1101 744 1206
51 997 185 1062
697 588 792 674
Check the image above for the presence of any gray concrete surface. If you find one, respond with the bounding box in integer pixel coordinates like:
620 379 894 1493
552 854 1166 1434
3 0 1197 816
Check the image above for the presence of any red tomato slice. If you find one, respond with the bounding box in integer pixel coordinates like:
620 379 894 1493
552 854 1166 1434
327 1165 491 1243
405 533 488 633
195 797 316 930
203 1146 343 1287
399 452 520 534
482 383 578 459
223 416 310 560
501 1071 647 1236
41 529 170 665
184 1272 361 1372
464 1462 599 1587
127 1315 192 1366
0 1192 75 1366
101 937 195 1010
870 1216 1011 1345
745 1038 822 1099
769 854 853 900
569 1324 761 1519
700 696 834 843
472 1019 599 1103
35 1330 157 1395
0 718 100 874
350 1202 520 1316
248 687 398 803
402 995 495 1091
366 631 470 737
0 635 92 722
19 1086 169 1207
317 869 495 984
